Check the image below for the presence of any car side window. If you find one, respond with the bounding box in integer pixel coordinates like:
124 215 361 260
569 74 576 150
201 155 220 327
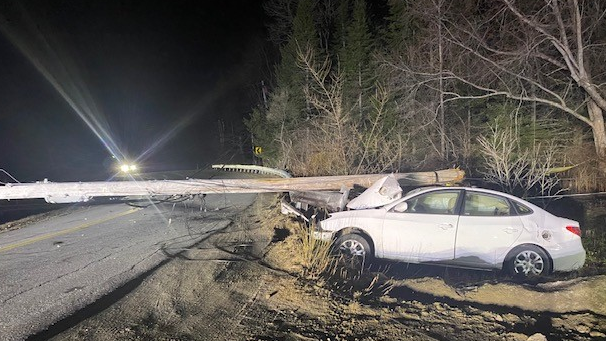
399 191 460 215
463 192 511 216
512 200 533 215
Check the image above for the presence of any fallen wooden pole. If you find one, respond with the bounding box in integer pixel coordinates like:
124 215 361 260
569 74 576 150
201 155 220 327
0 169 464 203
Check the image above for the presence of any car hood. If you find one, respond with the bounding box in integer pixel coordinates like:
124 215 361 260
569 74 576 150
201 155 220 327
346 174 402 210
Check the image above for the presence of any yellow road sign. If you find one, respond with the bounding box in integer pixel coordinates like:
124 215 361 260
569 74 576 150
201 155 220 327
253 146 262 155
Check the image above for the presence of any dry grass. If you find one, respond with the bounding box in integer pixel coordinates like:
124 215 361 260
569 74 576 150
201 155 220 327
257 195 339 280
291 221 336 279
258 197 393 299
253 196 306 273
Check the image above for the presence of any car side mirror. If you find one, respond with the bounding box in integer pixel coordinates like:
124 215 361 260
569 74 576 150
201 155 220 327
393 202 408 213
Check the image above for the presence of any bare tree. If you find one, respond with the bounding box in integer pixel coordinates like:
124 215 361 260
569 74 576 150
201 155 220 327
441 0 606 175
381 0 462 165
478 120 563 197
287 46 413 176
355 84 411 174
298 47 352 175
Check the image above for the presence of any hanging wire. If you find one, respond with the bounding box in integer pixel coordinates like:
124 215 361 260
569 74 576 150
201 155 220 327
0 169 21 184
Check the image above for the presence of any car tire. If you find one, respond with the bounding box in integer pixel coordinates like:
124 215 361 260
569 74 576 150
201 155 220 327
505 245 551 278
333 234 372 269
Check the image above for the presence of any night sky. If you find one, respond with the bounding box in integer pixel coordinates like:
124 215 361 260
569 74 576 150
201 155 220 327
0 0 271 182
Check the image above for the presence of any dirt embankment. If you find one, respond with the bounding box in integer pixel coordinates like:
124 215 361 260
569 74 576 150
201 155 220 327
48 195 606 341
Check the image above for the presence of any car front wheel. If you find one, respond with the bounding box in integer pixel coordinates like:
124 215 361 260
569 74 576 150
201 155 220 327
334 234 372 269
505 245 551 277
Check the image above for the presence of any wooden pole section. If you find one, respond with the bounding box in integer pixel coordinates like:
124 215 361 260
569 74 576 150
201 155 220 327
0 169 464 203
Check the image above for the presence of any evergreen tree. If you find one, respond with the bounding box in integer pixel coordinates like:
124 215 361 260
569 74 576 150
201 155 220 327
249 0 320 167
274 0 319 123
332 0 350 54
385 0 417 52
340 0 374 120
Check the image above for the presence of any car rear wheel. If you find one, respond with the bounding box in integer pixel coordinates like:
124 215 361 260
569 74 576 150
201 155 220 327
334 234 372 269
506 245 551 277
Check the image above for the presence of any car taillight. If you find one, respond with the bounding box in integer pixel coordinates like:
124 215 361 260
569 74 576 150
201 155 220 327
566 226 582 237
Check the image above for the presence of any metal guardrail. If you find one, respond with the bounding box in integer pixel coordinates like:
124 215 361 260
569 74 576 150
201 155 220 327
211 164 292 178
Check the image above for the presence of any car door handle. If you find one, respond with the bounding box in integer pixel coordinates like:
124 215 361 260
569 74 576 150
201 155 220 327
503 227 519 234
439 223 454 230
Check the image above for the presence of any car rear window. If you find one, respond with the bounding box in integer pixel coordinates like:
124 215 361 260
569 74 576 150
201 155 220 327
512 200 533 215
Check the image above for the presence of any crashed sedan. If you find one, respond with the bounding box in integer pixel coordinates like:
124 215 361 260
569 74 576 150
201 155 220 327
313 179 586 277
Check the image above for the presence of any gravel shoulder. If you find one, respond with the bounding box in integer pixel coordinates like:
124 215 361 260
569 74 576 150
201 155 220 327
49 195 606 341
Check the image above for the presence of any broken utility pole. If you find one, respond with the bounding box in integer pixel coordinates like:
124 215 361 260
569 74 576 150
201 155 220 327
0 168 465 204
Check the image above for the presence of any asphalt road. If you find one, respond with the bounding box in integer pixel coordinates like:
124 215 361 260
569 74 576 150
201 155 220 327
0 193 256 341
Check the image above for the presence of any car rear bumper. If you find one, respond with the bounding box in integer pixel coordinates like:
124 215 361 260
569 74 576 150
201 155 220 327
552 248 586 272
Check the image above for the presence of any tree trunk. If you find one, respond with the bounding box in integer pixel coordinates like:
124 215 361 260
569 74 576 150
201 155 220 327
436 0 446 160
588 99 606 176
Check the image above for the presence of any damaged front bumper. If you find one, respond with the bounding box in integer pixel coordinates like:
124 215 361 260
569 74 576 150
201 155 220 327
281 197 336 241
312 230 335 241
280 197 309 222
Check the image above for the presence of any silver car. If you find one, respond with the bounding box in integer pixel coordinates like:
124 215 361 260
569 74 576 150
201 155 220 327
314 186 586 277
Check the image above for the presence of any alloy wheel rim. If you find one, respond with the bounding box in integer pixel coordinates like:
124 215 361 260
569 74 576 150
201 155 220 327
513 250 544 275
339 239 366 257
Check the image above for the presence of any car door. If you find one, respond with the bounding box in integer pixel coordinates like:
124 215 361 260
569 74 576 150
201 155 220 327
454 190 524 268
381 189 462 263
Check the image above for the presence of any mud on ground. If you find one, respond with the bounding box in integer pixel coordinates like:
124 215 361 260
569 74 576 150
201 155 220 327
49 195 606 341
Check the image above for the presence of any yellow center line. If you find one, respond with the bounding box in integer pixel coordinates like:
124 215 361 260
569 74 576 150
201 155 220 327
0 207 142 253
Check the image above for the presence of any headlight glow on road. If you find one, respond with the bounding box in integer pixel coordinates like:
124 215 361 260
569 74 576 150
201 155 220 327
119 163 138 173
